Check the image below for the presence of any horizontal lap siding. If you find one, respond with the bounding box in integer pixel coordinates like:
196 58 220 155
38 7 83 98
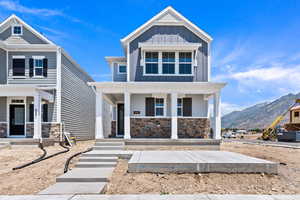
7 52 57 84
0 48 6 84
61 55 95 140
0 97 7 122
113 63 127 82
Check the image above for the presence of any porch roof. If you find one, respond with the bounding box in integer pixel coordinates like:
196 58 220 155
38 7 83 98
89 82 226 94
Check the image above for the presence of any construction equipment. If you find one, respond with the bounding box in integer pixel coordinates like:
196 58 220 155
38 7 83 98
262 99 300 140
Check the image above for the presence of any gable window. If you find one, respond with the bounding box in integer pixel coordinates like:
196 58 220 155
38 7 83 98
145 52 158 74
179 52 192 74
118 64 127 74
12 25 22 36
12 58 25 76
162 52 175 74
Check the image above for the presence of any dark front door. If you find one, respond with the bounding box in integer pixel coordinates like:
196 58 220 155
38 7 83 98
117 104 124 137
9 105 25 136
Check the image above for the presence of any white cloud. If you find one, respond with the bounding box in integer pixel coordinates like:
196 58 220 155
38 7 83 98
0 0 63 16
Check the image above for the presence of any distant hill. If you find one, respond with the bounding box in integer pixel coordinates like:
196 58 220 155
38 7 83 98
222 93 300 129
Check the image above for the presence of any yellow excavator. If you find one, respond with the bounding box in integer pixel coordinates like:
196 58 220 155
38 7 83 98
262 99 300 140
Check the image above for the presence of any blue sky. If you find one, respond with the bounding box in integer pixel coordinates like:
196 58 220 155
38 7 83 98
1 0 300 115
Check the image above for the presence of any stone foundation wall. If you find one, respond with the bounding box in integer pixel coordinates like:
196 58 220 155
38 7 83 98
0 123 7 138
110 121 116 138
130 118 171 138
26 123 61 139
178 118 210 138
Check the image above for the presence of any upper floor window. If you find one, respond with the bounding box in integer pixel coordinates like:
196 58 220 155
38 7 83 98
145 52 158 74
179 52 192 74
162 52 175 74
12 25 22 36
144 51 193 75
34 59 44 77
118 64 127 74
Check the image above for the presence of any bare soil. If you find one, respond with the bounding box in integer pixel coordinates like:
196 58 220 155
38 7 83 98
106 143 300 195
0 140 94 195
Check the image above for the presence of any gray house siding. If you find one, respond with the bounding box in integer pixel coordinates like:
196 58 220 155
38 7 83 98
7 51 57 84
0 97 7 122
0 48 7 84
61 55 95 140
113 63 127 82
0 26 48 44
129 25 208 82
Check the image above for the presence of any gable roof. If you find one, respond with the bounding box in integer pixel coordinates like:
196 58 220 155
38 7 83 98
0 14 55 45
121 6 213 48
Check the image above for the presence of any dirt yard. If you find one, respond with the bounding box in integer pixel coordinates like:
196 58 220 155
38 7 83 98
106 142 300 195
0 140 94 195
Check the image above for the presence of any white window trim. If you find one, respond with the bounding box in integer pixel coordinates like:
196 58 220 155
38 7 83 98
154 97 166 117
33 57 44 78
12 25 23 36
117 63 127 74
179 52 193 75
162 52 176 75
143 51 194 76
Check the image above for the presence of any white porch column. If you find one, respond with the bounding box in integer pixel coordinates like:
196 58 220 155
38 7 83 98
124 92 131 139
171 93 178 139
213 92 221 139
95 91 104 139
33 92 42 139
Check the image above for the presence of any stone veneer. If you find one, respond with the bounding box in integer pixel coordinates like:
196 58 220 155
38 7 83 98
130 118 171 138
26 123 61 139
110 121 116 137
0 123 7 138
178 118 210 138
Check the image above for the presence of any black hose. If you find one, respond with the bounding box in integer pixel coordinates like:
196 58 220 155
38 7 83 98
13 142 47 170
64 147 93 173
40 142 70 161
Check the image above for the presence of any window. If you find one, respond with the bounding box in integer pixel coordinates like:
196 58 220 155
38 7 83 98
145 52 158 74
118 64 127 74
12 58 25 76
179 52 192 74
29 103 48 122
162 52 175 74
12 25 22 35
295 112 299 118
155 98 164 116
177 98 183 116
34 59 44 77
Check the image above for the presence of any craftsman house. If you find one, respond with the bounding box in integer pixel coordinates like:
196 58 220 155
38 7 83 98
90 6 226 139
0 15 95 140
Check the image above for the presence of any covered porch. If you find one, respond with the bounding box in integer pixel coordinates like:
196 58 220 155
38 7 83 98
0 85 57 139
90 82 226 140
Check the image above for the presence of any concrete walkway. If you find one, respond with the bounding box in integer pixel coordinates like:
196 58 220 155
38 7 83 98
1 194 300 200
39 141 125 195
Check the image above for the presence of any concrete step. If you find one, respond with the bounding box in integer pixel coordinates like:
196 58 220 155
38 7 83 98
39 182 106 195
79 156 118 162
93 146 123 150
75 161 117 168
81 150 133 159
56 168 114 182
94 142 124 146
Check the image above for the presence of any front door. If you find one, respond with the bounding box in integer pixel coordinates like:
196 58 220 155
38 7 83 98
9 105 25 136
117 104 124 137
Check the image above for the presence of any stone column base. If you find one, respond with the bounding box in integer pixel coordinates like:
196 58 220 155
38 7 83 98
130 118 171 138
0 123 8 138
178 118 210 138
26 123 61 139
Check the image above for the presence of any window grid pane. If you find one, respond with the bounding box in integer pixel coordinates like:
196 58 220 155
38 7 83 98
119 65 126 73
155 98 164 116
13 26 22 34
34 59 43 76
145 52 159 74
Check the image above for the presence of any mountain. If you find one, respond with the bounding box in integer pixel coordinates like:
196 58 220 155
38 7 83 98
222 93 300 129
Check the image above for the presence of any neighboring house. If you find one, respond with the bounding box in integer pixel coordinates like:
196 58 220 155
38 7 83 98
0 15 95 140
90 6 226 139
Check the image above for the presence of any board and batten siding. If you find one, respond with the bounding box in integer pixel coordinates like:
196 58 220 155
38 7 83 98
7 52 57 84
61 55 95 140
113 63 127 82
0 97 7 122
129 25 208 82
0 26 48 44
0 48 7 84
